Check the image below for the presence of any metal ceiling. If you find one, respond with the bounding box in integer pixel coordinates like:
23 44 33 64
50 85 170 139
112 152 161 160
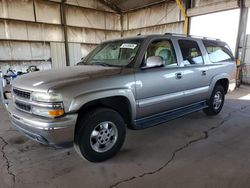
49 0 174 13
113 0 166 12
98 0 173 12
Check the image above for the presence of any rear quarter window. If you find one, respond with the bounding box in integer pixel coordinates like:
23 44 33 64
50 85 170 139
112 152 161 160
203 40 234 63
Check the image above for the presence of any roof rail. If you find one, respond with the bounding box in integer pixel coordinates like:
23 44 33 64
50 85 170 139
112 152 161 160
164 32 220 41
203 37 221 41
164 33 189 37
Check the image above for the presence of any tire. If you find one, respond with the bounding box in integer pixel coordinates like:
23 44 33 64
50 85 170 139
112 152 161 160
203 84 225 116
74 108 126 162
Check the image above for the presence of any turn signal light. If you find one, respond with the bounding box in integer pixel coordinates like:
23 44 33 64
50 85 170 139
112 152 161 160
48 109 65 117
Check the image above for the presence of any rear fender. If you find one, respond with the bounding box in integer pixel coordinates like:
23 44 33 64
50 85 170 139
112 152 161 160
207 73 230 99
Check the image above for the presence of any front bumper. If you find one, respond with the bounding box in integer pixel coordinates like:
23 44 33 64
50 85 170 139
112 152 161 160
7 103 78 147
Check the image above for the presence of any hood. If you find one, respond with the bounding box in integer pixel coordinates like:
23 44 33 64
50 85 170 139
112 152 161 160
13 65 122 92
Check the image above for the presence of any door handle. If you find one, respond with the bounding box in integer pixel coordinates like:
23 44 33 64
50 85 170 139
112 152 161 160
175 72 182 79
202 70 206 76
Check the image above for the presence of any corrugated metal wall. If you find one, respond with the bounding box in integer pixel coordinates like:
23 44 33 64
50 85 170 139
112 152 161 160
50 42 66 69
0 0 192 73
0 0 121 73
122 1 184 37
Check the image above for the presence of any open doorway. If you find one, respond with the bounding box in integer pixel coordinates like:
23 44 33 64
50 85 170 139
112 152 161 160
189 9 240 55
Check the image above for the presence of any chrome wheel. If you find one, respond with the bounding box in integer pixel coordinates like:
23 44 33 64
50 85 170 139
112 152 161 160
213 91 222 110
90 121 118 153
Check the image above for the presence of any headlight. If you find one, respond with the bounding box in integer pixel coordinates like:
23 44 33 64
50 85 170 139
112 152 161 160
31 92 64 118
31 103 65 118
31 92 63 102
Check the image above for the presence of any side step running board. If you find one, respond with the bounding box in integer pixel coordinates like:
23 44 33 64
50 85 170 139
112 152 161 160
134 101 208 129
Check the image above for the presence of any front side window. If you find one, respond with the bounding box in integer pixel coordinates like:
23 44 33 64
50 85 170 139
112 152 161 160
178 39 204 65
144 39 177 67
203 40 234 63
79 39 142 67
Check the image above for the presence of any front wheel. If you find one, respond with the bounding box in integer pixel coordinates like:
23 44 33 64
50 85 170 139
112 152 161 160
203 84 225 116
74 108 126 162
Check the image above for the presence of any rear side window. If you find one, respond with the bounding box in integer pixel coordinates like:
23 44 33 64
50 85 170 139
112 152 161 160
203 40 234 63
178 39 204 65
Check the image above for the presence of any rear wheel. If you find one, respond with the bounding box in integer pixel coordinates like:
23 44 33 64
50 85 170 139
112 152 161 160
203 84 225 116
74 108 126 162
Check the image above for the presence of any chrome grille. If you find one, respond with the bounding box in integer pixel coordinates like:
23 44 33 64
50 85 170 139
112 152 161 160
15 101 31 112
13 88 31 99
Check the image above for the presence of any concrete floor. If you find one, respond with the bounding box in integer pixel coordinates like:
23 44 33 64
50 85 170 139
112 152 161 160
1 85 250 188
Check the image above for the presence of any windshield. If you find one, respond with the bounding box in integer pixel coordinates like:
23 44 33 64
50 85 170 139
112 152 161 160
78 39 142 67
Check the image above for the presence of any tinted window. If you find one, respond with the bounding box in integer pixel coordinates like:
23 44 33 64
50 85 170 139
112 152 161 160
145 40 177 67
178 40 204 65
203 40 234 63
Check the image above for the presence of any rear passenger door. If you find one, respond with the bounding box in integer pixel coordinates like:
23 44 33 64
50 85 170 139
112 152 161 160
176 39 210 104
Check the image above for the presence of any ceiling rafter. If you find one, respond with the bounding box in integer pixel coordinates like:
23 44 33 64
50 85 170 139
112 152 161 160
97 0 122 13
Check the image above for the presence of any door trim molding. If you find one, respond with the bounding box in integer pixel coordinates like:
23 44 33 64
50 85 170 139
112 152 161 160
138 86 209 108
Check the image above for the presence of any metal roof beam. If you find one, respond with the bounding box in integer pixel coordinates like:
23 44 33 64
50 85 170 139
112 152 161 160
97 0 122 13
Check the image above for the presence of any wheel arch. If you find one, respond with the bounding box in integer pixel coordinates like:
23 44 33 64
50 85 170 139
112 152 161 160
207 74 230 99
215 79 229 94
77 96 133 125
70 90 136 134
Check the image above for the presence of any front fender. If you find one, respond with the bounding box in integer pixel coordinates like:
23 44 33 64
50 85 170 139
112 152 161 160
68 89 136 120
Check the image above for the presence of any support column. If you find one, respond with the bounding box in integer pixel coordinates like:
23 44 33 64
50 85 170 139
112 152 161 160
235 0 248 59
175 0 191 34
235 0 248 86
61 0 70 66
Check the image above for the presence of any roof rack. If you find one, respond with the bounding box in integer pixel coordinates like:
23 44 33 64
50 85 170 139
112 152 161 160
164 32 220 41
164 33 189 37
203 37 221 41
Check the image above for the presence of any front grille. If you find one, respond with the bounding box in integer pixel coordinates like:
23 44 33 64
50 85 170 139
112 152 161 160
13 88 31 100
15 101 31 112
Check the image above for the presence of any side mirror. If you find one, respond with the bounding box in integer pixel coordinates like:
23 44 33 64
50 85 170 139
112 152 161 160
76 56 87 66
143 56 164 69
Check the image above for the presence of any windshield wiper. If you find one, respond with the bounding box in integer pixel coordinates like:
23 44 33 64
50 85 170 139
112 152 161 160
93 62 122 67
79 61 121 67
95 62 113 67
76 61 111 66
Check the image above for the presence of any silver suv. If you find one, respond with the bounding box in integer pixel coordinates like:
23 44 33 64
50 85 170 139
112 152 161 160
7 34 236 162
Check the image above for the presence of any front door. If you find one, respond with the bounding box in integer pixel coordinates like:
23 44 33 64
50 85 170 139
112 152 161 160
135 38 186 119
